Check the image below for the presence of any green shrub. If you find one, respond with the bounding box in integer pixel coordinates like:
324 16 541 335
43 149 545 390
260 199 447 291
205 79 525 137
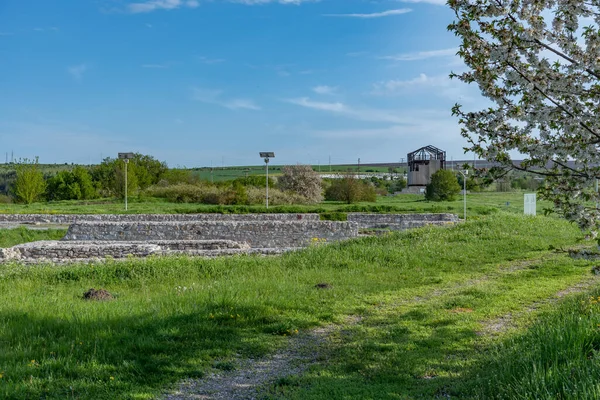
425 169 461 201
246 187 310 206
324 173 377 203
232 175 275 188
319 212 348 221
13 158 46 204
46 166 97 201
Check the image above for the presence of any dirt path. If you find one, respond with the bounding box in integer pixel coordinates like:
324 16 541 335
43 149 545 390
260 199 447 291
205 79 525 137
478 274 600 336
160 252 595 399
161 317 361 400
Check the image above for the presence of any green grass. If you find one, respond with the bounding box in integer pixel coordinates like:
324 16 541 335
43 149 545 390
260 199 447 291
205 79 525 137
0 191 549 219
469 290 600 399
190 165 403 182
0 226 67 248
0 213 596 399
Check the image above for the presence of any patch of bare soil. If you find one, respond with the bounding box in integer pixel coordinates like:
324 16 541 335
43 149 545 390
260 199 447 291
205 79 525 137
161 317 361 400
82 288 114 301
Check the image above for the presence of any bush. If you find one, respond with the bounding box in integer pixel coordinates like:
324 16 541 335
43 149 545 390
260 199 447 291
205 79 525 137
425 169 461 201
12 158 46 204
324 173 377 203
277 164 323 204
161 169 199 185
319 212 348 221
232 176 275 188
246 187 310 205
145 182 307 206
388 179 407 193
91 153 167 197
46 166 97 201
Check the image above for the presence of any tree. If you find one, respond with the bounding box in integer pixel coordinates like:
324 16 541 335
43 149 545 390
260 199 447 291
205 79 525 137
131 153 168 189
324 172 377 203
91 154 165 198
278 164 323 203
12 158 46 204
448 0 600 234
113 162 139 199
47 166 97 201
425 169 461 202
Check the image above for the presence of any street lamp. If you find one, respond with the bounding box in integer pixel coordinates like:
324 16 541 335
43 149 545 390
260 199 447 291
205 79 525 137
457 169 468 221
259 152 275 208
118 152 135 211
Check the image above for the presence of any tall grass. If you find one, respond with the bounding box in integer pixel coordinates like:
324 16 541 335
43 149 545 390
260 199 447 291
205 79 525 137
0 214 593 399
0 226 66 248
471 291 600 399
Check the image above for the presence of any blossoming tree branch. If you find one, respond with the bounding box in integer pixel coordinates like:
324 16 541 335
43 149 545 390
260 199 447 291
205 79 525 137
448 0 600 235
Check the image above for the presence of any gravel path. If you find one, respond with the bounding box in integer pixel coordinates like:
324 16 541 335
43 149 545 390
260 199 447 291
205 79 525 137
478 274 600 336
161 318 360 400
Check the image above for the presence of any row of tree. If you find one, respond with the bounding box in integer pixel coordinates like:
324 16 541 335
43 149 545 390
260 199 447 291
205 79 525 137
9 154 168 204
7 157 392 205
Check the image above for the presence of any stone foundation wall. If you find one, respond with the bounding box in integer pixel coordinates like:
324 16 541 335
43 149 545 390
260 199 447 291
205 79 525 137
0 213 320 224
63 221 358 248
0 240 252 262
347 213 459 230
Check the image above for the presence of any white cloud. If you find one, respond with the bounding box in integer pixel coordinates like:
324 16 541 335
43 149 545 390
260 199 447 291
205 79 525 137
286 97 407 124
67 64 87 81
323 9 412 18
129 0 313 11
312 85 337 95
192 88 260 110
128 0 199 13
372 73 444 91
371 73 478 103
380 47 458 61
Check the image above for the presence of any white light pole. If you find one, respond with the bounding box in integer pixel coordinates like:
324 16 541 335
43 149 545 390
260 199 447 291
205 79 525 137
124 159 128 211
458 169 468 221
259 152 275 209
118 152 134 211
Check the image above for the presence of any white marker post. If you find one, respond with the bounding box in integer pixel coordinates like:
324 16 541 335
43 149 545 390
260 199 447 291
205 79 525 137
458 169 468 221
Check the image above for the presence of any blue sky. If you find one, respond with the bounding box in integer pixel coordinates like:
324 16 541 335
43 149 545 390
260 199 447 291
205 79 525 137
0 0 482 167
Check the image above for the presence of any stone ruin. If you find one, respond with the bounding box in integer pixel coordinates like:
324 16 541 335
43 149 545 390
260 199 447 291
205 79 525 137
0 213 458 263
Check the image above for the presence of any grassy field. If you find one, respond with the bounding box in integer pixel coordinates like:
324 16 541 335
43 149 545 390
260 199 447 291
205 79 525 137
0 191 547 219
0 226 66 248
190 165 406 182
0 213 598 399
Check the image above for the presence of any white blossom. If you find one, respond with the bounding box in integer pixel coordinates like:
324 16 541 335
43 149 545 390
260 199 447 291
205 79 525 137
449 0 600 234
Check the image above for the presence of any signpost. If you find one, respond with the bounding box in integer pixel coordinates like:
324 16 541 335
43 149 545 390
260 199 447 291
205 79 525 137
458 169 468 221
259 152 275 209
118 152 134 211
524 193 537 216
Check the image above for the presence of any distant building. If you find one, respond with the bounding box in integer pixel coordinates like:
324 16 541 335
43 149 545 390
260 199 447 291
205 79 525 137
407 145 446 187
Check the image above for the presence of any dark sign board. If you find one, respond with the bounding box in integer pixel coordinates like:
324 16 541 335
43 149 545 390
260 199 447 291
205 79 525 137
118 152 135 160
259 152 275 158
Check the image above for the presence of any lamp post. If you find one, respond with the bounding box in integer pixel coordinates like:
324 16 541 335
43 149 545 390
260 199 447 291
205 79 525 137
458 169 468 221
259 152 275 208
118 152 134 211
